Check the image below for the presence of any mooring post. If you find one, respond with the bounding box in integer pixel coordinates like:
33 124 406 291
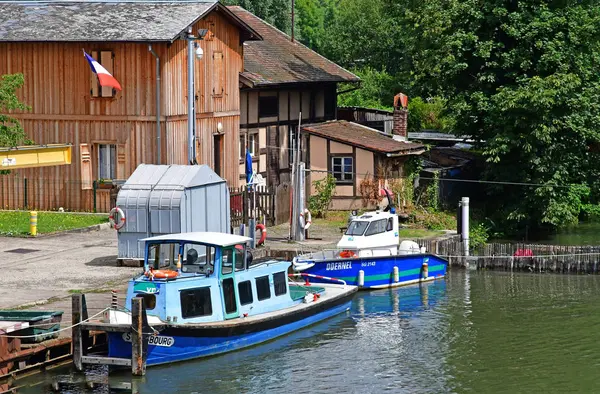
461 197 470 256
131 297 149 376
72 293 88 372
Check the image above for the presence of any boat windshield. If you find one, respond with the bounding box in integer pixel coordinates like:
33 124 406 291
345 220 369 236
147 242 216 275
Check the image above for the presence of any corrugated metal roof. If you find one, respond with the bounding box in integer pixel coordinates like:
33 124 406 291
0 1 258 42
228 6 360 86
302 120 425 155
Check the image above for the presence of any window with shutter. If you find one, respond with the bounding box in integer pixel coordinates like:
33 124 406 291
90 50 116 98
80 144 93 190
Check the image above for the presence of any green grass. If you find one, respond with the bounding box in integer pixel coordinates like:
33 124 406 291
0 210 108 236
398 228 445 239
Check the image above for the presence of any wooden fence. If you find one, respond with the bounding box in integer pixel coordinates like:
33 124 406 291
229 185 275 228
415 235 600 274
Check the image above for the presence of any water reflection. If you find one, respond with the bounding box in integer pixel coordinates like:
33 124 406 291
15 281 448 394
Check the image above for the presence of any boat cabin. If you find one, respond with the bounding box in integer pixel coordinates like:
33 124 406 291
337 210 400 257
124 232 296 324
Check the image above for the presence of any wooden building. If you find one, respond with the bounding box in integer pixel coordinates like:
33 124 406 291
303 121 425 210
0 1 260 212
228 6 360 187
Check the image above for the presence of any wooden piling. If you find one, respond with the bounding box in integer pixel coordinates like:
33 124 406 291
131 297 149 376
72 294 88 372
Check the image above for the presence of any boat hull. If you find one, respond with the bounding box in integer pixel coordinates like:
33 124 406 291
295 254 448 289
108 286 355 366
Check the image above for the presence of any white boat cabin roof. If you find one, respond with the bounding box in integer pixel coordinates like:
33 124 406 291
142 232 251 247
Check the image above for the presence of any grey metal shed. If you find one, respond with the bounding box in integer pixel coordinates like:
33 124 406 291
116 164 230 262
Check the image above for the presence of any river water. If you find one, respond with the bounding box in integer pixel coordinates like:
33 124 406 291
17 270 600 393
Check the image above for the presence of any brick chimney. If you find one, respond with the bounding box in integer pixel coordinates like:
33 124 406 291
393 93 408 139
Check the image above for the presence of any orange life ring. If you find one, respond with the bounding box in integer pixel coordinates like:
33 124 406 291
256 223 267 246
109 207 126 230
339 250 357 258
146 269 179 279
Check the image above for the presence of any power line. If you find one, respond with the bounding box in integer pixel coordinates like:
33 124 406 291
305 169 581 189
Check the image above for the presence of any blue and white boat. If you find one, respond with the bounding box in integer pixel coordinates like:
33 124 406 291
293 209 448 289
104 232 357 366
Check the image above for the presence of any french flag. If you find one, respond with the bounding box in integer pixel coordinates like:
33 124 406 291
84 51 122 91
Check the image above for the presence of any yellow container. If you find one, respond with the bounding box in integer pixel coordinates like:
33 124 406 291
30 211 38 236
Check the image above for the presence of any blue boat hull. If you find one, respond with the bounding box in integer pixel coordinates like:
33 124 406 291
296 254 448 289
108 296 353 366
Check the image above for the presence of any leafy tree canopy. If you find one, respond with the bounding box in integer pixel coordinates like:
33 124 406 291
0 73 31 147
404 0 600 228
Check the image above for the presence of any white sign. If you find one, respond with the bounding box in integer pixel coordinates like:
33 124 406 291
122 332 175 347
1 158 16 167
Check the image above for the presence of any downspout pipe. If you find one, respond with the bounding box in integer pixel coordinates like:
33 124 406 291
148 45 161 164
187 28 196 164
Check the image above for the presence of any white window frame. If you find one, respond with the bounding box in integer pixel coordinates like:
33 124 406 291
248 134 256 157
331 156 353 183
97 144 116 180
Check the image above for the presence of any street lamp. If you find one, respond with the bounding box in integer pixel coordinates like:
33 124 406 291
187 28 208 164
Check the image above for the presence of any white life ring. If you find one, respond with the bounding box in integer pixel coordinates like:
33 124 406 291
109 207 126 230
299 209 312 229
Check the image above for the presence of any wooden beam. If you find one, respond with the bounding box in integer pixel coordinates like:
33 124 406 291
80 323 130 333
81 356 132 367
131 297 149 376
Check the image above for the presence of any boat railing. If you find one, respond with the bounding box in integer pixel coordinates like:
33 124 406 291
288 273 347 287
295 248 397 261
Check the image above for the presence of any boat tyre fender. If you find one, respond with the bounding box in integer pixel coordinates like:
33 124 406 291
109 207 126 230
145 268 179 280
256 223 267 246
299 209 312 229
339 250 357 258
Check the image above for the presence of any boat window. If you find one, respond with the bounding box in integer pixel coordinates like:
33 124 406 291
273 272 287 296
181 244 215 275
238 280 253 305
386 217 394 231
148 242 179 270
222 248 234 275
136 294 156 310
222 278 237 314
365 219 388 236
345 221 369 236
256 275 271 301
180 287 213 318
234 245 245 271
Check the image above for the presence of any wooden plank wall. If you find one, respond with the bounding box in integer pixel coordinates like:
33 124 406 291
0 7 246 210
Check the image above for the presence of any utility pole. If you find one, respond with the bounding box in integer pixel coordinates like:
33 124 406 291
291 0 295 42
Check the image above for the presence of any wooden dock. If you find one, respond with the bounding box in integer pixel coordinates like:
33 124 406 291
0 291 126 390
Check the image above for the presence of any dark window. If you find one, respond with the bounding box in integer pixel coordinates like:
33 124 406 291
345 220 368 236
238 280 253 305
386 217 394 231
222 278 237 314
324 86 336 119
235 246 245 271
256 275 271 301
332 156 353 182
180 287 213 318
259 95 278 118
273 272 287 296
136 294 156 310
365 219 388 236
222 248 233 275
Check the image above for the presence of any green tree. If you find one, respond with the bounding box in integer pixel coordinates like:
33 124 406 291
337 67 395 110
0 73 31 147
404 0 600 229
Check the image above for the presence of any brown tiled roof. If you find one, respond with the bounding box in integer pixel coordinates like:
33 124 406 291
228 6 360 87
302 121 425 155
